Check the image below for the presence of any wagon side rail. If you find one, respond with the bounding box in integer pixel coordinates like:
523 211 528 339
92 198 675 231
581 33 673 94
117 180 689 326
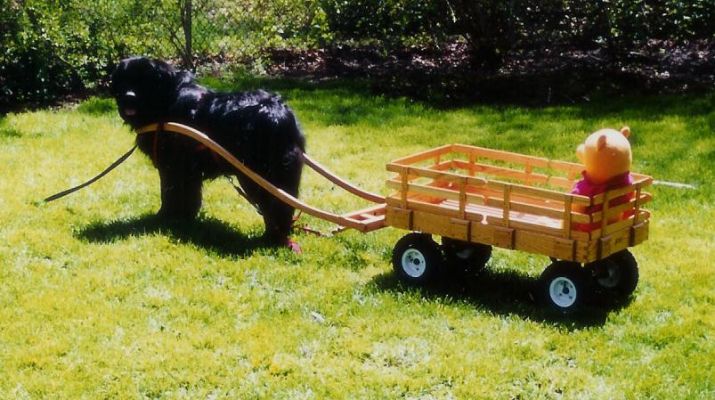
385 164 593 237
137 123 386 232
390 144 585 189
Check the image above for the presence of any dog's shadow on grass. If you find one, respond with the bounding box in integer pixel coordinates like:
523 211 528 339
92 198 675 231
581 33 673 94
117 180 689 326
369 268 629 329
76 214 267 258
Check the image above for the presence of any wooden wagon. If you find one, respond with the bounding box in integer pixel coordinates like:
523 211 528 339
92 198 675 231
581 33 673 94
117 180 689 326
135 124 653 313
384 144 652 312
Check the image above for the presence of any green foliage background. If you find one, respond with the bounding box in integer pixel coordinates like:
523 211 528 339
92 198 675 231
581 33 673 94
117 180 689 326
1 0 713 109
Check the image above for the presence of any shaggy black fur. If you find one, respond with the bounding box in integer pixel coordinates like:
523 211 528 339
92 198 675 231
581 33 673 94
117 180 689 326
110 57 305 247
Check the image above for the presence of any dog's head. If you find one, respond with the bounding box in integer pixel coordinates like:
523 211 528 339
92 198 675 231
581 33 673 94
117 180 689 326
110 57 182 129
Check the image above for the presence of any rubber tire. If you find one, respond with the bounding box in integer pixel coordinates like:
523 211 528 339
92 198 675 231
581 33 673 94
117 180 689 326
442 237 492 275
392 233 443 285
539 261 589 314
588 250 639 300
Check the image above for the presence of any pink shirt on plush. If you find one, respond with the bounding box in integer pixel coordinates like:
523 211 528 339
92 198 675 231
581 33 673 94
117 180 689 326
571 171 634 231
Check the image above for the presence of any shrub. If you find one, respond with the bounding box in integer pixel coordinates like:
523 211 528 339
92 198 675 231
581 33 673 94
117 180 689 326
0 0 173 111
443 0 715 69
319 0 447 46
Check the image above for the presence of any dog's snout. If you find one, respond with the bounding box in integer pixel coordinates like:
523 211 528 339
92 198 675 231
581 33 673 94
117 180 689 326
118 90 139 118
119 90 138 110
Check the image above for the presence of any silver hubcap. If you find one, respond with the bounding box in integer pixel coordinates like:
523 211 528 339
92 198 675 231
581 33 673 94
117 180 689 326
401 248 427 278
549 277 578 308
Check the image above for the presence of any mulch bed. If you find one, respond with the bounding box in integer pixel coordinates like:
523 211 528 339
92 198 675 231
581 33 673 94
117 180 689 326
266 39 715 105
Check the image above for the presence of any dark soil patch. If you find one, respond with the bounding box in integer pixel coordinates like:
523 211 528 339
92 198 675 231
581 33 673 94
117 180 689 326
266 39 715 106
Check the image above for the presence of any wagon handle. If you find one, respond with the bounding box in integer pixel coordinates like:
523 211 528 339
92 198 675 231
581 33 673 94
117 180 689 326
302 153 385 203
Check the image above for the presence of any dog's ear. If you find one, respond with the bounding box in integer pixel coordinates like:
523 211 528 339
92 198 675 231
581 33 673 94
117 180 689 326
150 58 184 99
149 59 195 88
150 59 176 82
109 58 131 96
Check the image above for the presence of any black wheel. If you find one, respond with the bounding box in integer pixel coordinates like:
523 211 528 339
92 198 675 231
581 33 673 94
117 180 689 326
392 233 442 285
539 261 589 313
587 250 639 300
442 237 491 275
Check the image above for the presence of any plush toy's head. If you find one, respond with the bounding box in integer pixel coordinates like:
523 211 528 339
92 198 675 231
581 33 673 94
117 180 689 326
576 127 632 185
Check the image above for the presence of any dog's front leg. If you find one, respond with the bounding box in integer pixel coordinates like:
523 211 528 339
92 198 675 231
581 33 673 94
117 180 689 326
157 165 203 220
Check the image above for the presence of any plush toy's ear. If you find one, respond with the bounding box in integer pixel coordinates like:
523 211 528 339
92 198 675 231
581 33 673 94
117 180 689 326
597 134 608 151
576 143 585 163
620 126 631 138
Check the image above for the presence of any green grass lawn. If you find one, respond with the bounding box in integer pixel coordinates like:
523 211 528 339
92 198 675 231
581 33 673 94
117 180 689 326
1 77 713 399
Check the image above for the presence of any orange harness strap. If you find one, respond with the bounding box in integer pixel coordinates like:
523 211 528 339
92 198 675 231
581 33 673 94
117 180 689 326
151 123 163 166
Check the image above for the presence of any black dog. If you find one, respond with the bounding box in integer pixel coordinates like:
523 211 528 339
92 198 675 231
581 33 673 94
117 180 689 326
110 57 305 250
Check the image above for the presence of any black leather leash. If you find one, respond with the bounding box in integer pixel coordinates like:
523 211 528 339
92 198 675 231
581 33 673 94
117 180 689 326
43 144 138 202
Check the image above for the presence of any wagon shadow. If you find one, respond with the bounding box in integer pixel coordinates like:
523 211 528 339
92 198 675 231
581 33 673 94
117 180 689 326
369 268 621 328
76 214 267 257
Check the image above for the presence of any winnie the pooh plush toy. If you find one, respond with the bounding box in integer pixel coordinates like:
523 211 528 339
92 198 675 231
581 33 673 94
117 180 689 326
571 126 634 231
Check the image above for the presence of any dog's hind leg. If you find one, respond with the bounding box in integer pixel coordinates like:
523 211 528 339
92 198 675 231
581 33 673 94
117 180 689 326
234 148 303 249
157 167 203 219
235 174 295 246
